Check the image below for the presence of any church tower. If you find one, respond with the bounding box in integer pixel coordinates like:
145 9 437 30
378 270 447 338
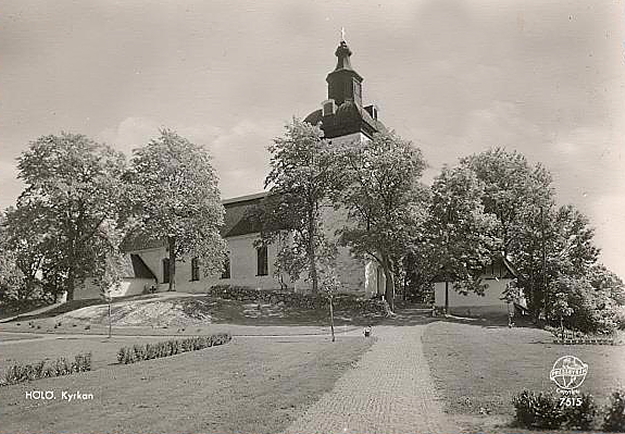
304 37 385 142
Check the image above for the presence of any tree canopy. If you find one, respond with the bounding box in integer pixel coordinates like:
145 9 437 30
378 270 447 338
260 118 340 293
336 130 428 311
12 133 126 301
423 165 501 311
125 129 225 291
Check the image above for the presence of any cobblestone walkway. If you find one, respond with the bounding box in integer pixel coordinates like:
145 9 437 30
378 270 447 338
282 325 459 434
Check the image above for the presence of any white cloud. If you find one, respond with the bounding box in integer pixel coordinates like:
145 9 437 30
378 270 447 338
98 117 276 200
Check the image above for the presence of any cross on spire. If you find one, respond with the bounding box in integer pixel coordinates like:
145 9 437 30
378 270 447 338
340 27 346 43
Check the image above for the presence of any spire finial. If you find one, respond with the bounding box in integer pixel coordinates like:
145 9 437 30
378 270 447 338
340 27 346 43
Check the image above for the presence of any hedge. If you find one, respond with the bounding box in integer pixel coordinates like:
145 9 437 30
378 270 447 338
117 333 232 364
0 352 92 386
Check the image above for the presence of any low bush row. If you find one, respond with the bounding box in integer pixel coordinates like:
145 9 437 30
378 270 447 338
0 352 92 386
206 285 388 316
513 389 625 432
117 333 232 364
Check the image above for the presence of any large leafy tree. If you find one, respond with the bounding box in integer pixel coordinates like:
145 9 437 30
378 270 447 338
260 119 340 294
459 148 553 256
125 129 225 291
423 166 500 313
460 148 601 319
15 133 126 301
336 131 428 311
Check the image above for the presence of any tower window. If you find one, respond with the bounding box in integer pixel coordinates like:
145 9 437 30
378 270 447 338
353 79 362 105
322 99 336 116
191 257 200 281
256 246 268 276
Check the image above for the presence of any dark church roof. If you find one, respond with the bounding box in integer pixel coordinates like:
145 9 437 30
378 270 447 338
304 40 386 139
221 192 266 237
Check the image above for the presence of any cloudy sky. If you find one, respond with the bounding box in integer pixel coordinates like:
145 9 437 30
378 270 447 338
1 0 624 277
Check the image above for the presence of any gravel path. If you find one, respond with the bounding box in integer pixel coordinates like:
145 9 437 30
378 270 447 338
282 324 459 434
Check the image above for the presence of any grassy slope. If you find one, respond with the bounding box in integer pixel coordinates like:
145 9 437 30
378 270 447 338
423 321 625 433
0 294 377 335
0 336 373 434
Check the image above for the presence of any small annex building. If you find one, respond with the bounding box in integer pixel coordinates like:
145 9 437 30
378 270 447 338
433 256 527 317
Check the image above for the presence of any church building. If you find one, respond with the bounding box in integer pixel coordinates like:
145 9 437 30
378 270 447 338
73 39 389 300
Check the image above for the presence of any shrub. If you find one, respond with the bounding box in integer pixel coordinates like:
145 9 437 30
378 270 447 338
548 276 620 335
513 390 601 430
513 390 564 429
117 333 232 365
562 393 597 430
603 388 625 432
0 352 92 386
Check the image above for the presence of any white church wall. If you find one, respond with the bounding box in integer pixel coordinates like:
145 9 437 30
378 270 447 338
327 132 369 147
434 278 513 316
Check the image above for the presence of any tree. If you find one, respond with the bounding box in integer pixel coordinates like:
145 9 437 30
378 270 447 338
459 148 601 320
15 133 126 301
549 275 618 334
587 264 625 306
261 119 340 294
336 131 428 312
319 260 341 342
93 222 127 338
0 234 24 305
510 204 599 320
459 148 554 256
3 203 49 302
423 166 500 313
125 129 226 291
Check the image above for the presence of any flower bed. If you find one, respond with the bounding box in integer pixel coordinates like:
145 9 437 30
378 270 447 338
552 337 617 345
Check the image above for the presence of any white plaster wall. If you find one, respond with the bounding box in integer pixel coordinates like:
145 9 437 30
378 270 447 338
434 278 513 310
327 132 369 148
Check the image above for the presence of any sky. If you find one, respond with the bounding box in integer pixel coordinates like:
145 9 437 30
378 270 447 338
1 0 624 277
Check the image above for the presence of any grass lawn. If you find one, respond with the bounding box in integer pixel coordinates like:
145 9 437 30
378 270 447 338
0 335 373 434
423 321 625 433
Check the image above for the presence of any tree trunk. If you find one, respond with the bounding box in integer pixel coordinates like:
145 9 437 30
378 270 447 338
66 269 75 302
308 210 318 294
382 254 395 313
444 280 450 315
108 302 112 338
329 297 335 342
168 237 176 292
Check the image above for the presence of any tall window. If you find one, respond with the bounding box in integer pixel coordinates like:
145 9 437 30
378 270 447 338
162 258 170 284
221 256 231 279
256 246 268 276
191 257 200 282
